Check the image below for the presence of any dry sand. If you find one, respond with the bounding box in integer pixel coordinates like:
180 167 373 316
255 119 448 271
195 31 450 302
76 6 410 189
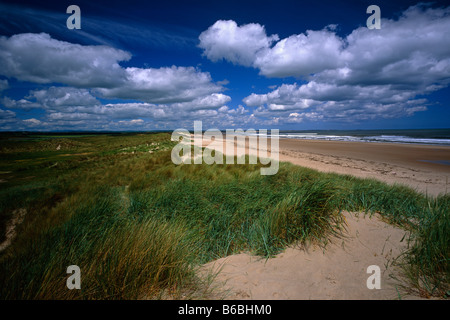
0 208 26 252
195 136 449 300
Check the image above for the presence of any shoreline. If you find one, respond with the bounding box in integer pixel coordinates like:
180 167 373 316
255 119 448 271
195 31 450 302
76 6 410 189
278 139 450 147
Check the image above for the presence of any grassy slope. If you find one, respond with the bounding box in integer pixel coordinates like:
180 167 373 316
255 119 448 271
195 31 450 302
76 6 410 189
0 133 448 299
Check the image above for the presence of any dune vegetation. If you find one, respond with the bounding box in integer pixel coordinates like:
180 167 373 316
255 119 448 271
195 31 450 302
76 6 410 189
0 132 448 299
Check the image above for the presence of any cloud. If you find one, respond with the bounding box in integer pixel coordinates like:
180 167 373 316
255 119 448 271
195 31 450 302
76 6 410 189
0 33 130 87
244 83 315 106
168 93 231 111
30 87 101 108
0 108 17 128
254 29 347 77
336 5 450 89
23 118 42 126
199 20 279 66
246 82 429 123
118 119 144 125
199 20 345 77
1 97 42 111
286 112 323 123
0 108 16 119
96 66 224 103
1 86 101 111
0 79 8 92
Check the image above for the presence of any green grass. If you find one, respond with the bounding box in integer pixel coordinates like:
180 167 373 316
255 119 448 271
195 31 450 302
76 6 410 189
0 132 448 299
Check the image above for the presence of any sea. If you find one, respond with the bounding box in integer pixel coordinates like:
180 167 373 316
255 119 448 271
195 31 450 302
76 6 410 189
269 129 450 146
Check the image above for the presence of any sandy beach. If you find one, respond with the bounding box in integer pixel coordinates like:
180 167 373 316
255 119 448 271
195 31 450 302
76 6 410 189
193 135 450 196
198 136 449 300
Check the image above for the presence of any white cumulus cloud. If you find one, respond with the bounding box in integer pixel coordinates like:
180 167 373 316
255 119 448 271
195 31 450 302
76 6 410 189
96 66 223 103
0 33 130 87
199 20 279 66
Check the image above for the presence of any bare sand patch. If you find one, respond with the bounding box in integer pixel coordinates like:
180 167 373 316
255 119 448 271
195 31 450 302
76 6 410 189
59 152 92 156
0 208 27 252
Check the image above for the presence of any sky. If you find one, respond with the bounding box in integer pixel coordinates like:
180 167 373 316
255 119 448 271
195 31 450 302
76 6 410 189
0 0 449 131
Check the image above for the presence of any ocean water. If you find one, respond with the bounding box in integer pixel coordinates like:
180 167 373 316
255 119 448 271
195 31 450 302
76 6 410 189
262 129 450 146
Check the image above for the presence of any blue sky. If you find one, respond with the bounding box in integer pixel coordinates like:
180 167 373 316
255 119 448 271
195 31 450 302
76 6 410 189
0 0 449 131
